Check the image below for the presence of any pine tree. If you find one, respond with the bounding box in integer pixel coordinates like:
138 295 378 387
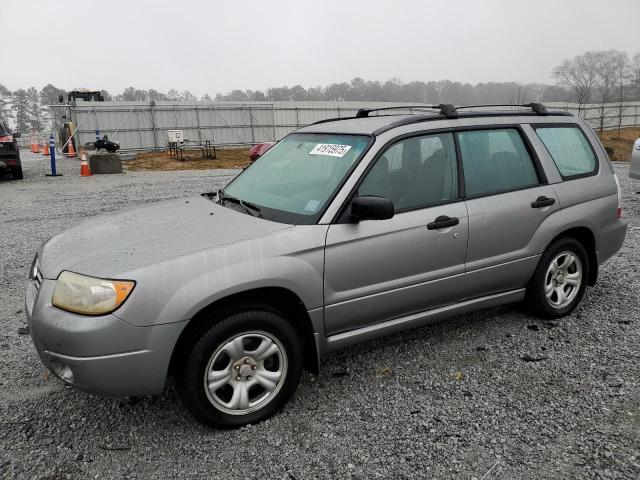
40 84 67 132
26 87 43 131
0 83 12 124
11 89 30 133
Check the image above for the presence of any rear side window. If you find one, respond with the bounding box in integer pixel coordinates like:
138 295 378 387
457 129 539 197
535 126 596 178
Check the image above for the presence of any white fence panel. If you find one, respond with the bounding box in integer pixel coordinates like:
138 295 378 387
54 100 640 153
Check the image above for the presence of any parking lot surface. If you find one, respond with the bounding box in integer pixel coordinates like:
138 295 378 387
1 152 639 479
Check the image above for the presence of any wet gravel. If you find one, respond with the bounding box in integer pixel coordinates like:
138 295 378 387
1 153 639 479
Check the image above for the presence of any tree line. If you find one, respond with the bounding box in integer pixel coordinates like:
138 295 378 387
2 49 639 133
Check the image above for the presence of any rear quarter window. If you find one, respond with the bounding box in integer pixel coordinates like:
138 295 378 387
535 126 597 178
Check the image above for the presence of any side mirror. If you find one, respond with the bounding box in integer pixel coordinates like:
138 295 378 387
12 132 21 139
350 196 394 222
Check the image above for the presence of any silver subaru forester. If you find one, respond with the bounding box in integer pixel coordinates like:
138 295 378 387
25 104 627 428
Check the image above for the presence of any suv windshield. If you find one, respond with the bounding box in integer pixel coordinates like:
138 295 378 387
222 133 371 224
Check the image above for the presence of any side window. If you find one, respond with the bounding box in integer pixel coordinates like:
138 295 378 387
535 126 596 178
358 133 458 211
457 129 539 197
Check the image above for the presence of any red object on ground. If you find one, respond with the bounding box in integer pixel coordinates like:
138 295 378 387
248 142 275 162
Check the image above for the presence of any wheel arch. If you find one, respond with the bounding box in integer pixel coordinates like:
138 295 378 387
543 226 598 286
169 286 320 376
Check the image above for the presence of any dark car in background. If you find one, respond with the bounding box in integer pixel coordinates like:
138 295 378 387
0 123 22 180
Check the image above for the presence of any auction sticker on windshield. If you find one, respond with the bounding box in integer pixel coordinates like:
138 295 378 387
309 143 352 157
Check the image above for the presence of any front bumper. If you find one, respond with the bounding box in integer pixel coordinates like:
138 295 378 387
26 277 187 397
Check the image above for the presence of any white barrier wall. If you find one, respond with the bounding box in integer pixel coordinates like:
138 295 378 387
53 100 640 153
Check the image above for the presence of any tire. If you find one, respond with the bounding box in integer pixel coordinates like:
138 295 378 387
11 165 23 180
177 308 303 428
525 237 589 319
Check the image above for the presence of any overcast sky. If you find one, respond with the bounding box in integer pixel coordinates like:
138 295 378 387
5 0 640 96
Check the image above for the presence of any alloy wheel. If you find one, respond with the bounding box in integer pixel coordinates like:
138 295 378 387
203 331 287 415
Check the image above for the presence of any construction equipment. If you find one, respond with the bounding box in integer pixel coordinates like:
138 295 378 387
58 90 105 103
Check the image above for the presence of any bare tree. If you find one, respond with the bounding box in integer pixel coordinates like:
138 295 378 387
117 87 150 101
180 90 197 102
611 52 632 134
592 50 629 133
147 89 167 102
509 84 528 104
167 89 180 101
552 51 601 114
632 52 640 98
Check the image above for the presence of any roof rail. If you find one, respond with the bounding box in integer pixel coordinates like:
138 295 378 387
307 102 556 128
355 104 458 119
355 105 436 118
455 103 549 115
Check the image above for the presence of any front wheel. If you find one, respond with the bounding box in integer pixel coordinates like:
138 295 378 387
177 308 303 428
526 237 589 319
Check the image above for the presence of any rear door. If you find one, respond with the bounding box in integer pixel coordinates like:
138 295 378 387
458 127 560 299
323 132 468 336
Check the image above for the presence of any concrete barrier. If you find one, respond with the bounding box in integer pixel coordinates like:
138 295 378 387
87 152 122 174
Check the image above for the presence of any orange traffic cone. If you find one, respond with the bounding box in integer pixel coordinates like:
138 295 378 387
42 141 50 156
66 139 76 158
31 140 38 153
79 154 91 177
39 142 46 154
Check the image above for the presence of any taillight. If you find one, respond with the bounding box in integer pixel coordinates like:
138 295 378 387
613 174 622 219
0 135 13 142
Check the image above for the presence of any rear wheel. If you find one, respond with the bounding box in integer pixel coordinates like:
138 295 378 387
11 165 23 180
526 237 589 319
177 308 303 428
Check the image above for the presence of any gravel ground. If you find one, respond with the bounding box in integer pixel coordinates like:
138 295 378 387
1 152 639 480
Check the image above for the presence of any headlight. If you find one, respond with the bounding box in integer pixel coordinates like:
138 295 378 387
52 271 135 315
29 254 38 280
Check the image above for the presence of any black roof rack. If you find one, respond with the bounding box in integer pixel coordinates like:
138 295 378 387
455 103 548 115
355 104 458 119
372 105 569 136
307 102 566 131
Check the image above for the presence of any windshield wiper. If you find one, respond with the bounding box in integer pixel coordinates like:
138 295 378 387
217 189 262 217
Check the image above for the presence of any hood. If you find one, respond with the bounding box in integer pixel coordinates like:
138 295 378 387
40 194 292 279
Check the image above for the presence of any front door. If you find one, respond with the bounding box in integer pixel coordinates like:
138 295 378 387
323 132 468 336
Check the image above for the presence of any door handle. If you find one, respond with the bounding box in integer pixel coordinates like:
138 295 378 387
531 196 556 209
427 215 459 230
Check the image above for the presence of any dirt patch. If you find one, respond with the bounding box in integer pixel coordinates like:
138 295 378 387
123 148 252 171
598 127 640 162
